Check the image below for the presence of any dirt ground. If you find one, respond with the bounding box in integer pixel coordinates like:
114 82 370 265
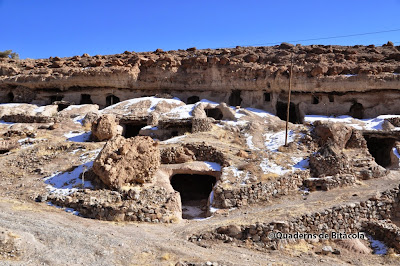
1 113 400 265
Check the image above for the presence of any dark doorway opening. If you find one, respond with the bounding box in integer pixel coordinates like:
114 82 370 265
276 101 300 123
50 95 63 104
187 96 200 104
312 95 320 104
106 95 120 107
122 123 147 138
170 174 216 219
228 90 242 106
264 92 271 102
349 102 364 119
7 92 14 103
205 108 223 120
364 135 396 167
80 94 93 104
328 95 334 102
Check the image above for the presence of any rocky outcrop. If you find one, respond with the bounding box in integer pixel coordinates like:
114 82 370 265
92 136 160 189
0 139 19 152
309 144 351 177
91 114 121 141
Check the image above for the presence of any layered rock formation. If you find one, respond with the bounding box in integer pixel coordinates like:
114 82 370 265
1 44 399 118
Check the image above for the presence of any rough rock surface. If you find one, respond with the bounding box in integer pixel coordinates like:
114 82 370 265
313 121 353 149
91 114 121 141
309 144 351 177
93 136 160 189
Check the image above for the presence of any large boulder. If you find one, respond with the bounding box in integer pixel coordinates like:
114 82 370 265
91 114 122 141
93 136 160 189
313 121 352 149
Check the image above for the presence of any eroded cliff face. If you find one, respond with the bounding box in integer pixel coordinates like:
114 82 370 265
1 43 400 117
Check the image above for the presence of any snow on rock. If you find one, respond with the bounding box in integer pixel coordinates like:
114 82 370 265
64 131 91 142
160 135 186 144
44 161 94 196
305 114 400 131
204 162 222 171
245 133 259 150
367 235 388 255
260 157 308 175
101 96 185 116
264 130 295 151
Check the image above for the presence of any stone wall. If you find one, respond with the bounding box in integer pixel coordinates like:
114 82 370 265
45 186 181 223
212 171 309 208
193 184 400 250
362 220 400 252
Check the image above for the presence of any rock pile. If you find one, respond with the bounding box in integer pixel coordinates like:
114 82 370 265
91 114 122 141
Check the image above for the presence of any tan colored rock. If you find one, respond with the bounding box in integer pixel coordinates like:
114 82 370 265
58 104 99 119
313 121 352 149
91 114 121 141
216 102 236 120
93 136 160 189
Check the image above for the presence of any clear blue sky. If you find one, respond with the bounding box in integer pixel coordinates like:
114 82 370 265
1 0 399 59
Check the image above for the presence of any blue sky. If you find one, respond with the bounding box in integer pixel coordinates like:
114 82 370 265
1 0 399 59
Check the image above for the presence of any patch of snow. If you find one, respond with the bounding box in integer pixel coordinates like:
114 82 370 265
293 157 309 170
367 234 388 255
0 120 14 125
245 107 273 118
44 161 94 196
33 105 46 113
102 96 185 115
245 133 259 150
199 99 218 105
65 131 91 142
163 104 195 119
260 157 308 175
73 116 84 125
304 114 400 131
47 202 80 216
160 135 186 144
141 125 158 130
343 74 357 77
209 191 214 205
0 103 25 108
204 162 222 171
79 148 101 161
264 130 295 151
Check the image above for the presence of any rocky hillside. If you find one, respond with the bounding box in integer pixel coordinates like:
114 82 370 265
1 43 400 95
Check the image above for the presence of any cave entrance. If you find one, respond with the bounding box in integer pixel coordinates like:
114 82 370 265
349 102 364 119
7 92 14 103
363 135 397 168
170 174 216 219
187 96 200 104
122 122 147 138
80 94 93 104
276 101 300 123
106 95 120 107
229 90 242 106
205 108 223 120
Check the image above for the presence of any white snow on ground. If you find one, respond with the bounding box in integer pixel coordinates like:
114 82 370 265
141 125 158 130
0 120 14 125
304 114 400 131
163 103 196 119
182 206 204 218
47 202 80 215
0 103 25 108
244 107 273 118
204 162 222 171
264 130 295 151
44 161 94 195
64 131 91 142
160 135 186 144
367 235 388 255
73 115 84 125
260 157 309 175
245 133 259 150
33 105 46 113
101 96 185 115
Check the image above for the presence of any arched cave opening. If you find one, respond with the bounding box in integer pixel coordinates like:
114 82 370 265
7 92 14 103
276 101 300 123
122 122 147 138
205 108 223 120
228 90 242 106
349 102 364 119
50 95 63 104
170 174 216 219
80 94 93 104
187 96 200 104
364 135 397 168
106 95 120 107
